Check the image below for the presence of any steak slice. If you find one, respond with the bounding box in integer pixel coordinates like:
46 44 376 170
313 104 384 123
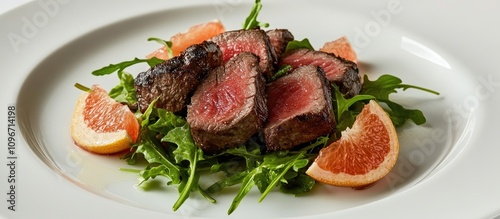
264 65 335 151
279 48 361 97
134 41 222 113
266 29 294 59
187 52 267 154
209 29 277 79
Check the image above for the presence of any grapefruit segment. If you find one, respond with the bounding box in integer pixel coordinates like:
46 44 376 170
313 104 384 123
320 36 358 64
148 20 225 60
306 100 399 187
71 85 140 154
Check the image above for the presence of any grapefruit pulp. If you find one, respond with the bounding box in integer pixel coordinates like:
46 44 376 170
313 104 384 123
71 85 140 154
148 20 225 60
320 36 358 64
306 100 399 187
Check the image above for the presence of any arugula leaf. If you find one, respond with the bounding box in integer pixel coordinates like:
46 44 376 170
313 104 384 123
148 109 205 211
280 172 315 194
380 100 426 126
332 74 439 130
149 109 186 134
285 38 314 52
242 0 269 30
331 84 374 132
163 116 203 210
92 57 164 76
257 152 308 202
332 84 375 122
140 97 157 127
299 135 329 153
108 71 137 104
148 37 173 59
225 151 309 215
134 137 182 185
228 168 259 214
221 142 262 170
124 98 158 165
206 171 248 194
362 74 439 99
361 74 439 126
147 37 172 47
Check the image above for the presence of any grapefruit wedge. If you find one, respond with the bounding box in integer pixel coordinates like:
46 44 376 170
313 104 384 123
320 36 358 64
306 100 399 187
148 20 225 60
71 85 140 154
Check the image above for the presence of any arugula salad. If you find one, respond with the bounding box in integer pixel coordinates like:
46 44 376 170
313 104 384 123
77 0 439 215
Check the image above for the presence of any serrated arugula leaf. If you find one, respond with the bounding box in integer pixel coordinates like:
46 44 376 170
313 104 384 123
138 163 174 186
124 102 207 211
151 109 204 211
331 84 374 132
257 152 308 201
108 71 137 104
149 109 185 134
242 0 269 30
134 138 182 184
361 74 438 127
380 99 426 126
222 142 262 170
332 74 439 129
285 38 314 52
225 151 309 215
332 84 375 123
92 57 164 76
362 74 439 99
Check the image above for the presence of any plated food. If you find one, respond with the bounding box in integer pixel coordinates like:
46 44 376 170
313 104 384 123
70 0 438 215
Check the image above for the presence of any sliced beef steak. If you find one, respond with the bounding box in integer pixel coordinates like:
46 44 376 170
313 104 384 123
187 52 267 154
209 29 277 79
134 41 222 113
264 65 335 151
280 48 361 97
266 29 294 59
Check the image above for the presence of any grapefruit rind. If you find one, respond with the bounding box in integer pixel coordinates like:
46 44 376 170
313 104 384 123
71 91 135 154
306 100 399 187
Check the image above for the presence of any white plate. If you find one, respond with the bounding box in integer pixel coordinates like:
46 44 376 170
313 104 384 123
1 0 500 218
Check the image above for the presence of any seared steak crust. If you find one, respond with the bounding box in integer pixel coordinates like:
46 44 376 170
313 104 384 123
264 65 335 151
187 52 268 154
134 41 222 113
337 66 362 98
266 29 294 59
